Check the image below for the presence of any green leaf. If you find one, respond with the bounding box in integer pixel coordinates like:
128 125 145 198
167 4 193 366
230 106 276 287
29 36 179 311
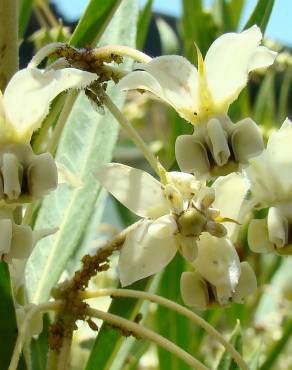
156 17 179 55
213 0 233 32
216 321 242 370
0 262 26 370
70 0 122 47
31 315 50 370
26 0 138 303
85 277 152 370
253 71 276 129
243 0 275 34
228 0 245 30
136 0 153 49
19 0 33 38
278 67 292 125
156 254 193 370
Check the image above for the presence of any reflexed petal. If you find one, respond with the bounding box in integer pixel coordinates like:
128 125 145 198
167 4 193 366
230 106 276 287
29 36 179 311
267 207 288 247
10 225 33 259
164 184 184 214
265 118 292 197
3 68 97 141
16 304 43 337
177 235 198 261
148 214 177 239
207 118 230 166
248 46 277 71
194 234 240 292
0 219 12 255
180 271 208 308
175 134 210 175
96 163 168 218
231 118 264 163
119 56 199 122
204 26 271 108
247 218 274 253
213 172 250 239
233 262 257 303
118 220 177 286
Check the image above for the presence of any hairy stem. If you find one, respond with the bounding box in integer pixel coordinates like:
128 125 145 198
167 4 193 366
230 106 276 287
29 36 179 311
0 0 18 90
8 301 62 370
103 94 159 175
29 43 152 68
82 289 248 370
86 306 208 370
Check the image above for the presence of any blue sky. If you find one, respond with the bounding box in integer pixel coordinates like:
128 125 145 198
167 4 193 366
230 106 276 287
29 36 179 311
51 0 292 47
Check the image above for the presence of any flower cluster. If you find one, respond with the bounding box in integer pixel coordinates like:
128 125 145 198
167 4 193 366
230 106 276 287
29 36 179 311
95 25 292 310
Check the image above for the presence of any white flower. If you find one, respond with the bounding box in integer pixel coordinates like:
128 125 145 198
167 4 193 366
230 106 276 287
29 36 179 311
16 304 43 338
96 163 235 286
118 26 276 178
0 67 97 144
246 118 292 254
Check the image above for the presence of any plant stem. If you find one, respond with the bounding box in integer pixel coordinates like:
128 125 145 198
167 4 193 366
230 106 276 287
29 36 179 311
57 336 72 370
86 306 208 370
47 91 78 155
8 301 62 370
29 43 152 68
0 0 18 91
82 289 249 370
103 94 159 175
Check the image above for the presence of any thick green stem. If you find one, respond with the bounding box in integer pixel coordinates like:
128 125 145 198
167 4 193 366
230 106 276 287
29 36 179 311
0 0 18 91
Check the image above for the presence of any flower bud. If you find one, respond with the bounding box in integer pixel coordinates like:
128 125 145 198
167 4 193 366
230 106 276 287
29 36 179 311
177 208 207 237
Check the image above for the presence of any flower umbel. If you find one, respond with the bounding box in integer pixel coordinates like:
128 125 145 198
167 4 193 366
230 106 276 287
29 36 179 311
96 163 245 286
118 26 277 178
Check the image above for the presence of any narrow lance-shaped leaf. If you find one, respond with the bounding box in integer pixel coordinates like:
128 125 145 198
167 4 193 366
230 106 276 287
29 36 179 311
136 0 153 49
70 0 122 47
243 0 275 34
216 320 242 370
156 254 193 370
19 0 33 38
25 0 137 303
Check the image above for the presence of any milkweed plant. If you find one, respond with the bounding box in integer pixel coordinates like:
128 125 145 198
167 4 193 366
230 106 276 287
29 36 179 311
0 0 291 370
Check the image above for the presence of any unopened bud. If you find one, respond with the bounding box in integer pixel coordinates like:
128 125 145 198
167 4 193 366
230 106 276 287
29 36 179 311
177 208 207 237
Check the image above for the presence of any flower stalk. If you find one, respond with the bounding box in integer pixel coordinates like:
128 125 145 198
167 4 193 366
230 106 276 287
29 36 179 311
86 306 208 370
103 93 160 175
82 288 249 370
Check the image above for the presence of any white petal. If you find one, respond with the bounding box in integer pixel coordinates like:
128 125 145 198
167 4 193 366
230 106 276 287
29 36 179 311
194 234 240 293
231 118 264 163
180 271 208 308
118 56 199 122
10 225 33 259
167 171 200 198
177 235 198 261
163 184 184 214
233 262 257 303
212 172 250 239
204 26 267 108
3 67 97 141
248 46 277 72
1 153 23 200
247 218 274 253
207 118 230 166
0 219 12 255
16 304 43 337
267 207 288 247
96 163 168 218
118 220 177 286
175 134 210 175
148 214 177 239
